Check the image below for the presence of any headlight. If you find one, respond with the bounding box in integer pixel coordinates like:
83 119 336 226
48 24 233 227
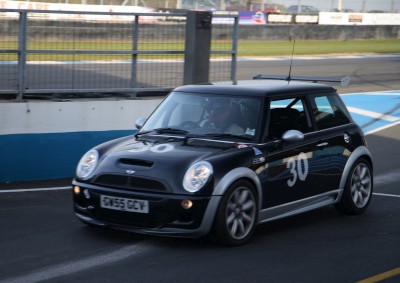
76 149 99 180
183 161 213 193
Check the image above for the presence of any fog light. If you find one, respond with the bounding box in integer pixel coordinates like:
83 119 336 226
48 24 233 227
181 200 193 209
73 185 80 194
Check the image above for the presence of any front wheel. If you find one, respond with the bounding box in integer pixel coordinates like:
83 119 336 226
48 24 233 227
335 158 373 215
213 180 258 246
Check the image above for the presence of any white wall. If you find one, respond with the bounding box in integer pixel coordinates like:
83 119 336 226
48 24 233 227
319 12 400 25
0 99 162 135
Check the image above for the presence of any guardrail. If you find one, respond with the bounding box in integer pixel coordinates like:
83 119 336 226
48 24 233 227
0 9 238 100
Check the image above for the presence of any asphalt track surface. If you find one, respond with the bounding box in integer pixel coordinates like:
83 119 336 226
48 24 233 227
1 54 400 95
0 56 399 283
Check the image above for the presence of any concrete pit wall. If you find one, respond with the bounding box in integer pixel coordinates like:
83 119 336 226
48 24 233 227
0 99 162 182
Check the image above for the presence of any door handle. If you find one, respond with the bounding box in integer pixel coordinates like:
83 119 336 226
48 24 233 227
317 142 329 148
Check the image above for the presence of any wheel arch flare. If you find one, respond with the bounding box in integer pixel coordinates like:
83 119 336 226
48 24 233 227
336 146 373 202
212 167 263 210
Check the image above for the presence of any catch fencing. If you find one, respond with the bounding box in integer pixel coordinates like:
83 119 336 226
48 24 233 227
0 9 238 100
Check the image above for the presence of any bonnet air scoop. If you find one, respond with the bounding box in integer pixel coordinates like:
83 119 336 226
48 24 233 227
119 158 154 167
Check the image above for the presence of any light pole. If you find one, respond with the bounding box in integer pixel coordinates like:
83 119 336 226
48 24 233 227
297 0 301 13
338 0 343 11
220 0 226 10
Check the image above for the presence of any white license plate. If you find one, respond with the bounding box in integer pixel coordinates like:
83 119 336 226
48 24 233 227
100 195 149 214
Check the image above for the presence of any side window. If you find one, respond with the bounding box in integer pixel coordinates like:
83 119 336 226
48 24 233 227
311 94 352 130
267 97 311 140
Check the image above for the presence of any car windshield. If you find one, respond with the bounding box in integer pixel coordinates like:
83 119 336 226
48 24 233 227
139 91 262 141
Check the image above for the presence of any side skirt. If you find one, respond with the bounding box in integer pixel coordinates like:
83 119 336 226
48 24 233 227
258 190 342 224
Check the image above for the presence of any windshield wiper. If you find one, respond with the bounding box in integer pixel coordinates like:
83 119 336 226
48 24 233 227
156 128 189 134
135 127 188 138
203 133 254 141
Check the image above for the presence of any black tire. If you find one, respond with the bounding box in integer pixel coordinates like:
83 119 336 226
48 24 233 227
335 158 373 215
213 179 258 246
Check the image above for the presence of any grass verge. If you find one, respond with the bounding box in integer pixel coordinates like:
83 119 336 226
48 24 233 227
237 39 400 57
1 39 399 61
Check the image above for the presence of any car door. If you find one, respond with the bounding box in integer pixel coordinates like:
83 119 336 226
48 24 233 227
307 92 354 191
257 96 332 209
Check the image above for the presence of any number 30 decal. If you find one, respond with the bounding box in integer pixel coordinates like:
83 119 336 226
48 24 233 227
286 152 309 187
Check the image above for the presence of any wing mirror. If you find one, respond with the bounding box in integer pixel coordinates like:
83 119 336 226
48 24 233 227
135 117 146 130
282 130 304 143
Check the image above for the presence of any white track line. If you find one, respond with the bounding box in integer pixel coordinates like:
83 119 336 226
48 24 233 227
373 193 400 198
0 187 70 193
347 106 399 122
0 244 149 283
365 120 400 135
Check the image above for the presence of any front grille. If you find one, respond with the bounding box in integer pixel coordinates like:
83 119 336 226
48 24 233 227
94 174 168 193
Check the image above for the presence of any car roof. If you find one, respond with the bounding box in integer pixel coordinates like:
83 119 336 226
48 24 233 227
173 80 336 98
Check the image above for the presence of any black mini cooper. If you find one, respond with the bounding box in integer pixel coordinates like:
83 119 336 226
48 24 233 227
73 79 373 246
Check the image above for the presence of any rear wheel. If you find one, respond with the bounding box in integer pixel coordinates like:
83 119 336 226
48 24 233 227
214 180 258 246
335 158 373 215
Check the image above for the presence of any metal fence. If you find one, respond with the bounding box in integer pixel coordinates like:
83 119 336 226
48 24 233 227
0 9 238 100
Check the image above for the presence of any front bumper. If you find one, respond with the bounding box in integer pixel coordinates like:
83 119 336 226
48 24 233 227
73 181 222 238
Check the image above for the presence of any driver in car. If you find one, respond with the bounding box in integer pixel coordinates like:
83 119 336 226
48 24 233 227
200 98 245 135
